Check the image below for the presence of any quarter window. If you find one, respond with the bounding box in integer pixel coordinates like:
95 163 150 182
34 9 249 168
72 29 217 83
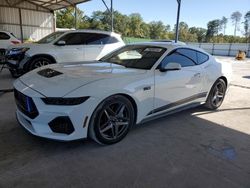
197 52 209 64
177 49 197 64
0 32 10 40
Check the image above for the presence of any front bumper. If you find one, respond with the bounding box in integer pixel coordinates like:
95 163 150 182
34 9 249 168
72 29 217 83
6 53 30 71
14 80 96 141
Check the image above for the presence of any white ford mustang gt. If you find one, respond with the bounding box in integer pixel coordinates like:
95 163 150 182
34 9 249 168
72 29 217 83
13 42 232 144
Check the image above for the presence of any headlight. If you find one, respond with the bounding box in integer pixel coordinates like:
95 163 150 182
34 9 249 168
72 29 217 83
7 47 30 55
42 97 90 106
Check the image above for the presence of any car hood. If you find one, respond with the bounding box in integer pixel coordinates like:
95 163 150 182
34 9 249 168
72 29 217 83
19 62 147 97
8 43 51 50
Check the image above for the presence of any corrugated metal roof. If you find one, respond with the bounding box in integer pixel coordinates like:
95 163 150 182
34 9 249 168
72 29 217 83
1 0 91 11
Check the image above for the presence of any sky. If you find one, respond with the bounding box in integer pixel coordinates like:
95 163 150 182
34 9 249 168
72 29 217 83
78 0 250 36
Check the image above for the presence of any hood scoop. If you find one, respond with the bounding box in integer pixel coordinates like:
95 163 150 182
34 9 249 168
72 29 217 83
38 68 63 78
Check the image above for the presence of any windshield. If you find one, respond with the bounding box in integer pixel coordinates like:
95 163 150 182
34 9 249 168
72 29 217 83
37 32 65 44
100 45 166 70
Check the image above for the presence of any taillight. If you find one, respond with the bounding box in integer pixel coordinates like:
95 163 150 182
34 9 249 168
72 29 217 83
11 41 21 45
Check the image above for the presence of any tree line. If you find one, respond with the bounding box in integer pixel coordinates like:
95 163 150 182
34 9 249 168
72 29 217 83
56 8 250 43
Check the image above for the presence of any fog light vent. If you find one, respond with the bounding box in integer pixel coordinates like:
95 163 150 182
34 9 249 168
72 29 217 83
49 116 74 135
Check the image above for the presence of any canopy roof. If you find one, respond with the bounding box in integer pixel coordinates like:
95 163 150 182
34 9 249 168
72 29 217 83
1 0 90 11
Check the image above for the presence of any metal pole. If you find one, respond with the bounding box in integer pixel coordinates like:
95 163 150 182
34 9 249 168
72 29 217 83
247 43 250 58
228 43 232 56
111 0 114 32
18 8 23 43
175 0 181 43
212 43 215 55
74 4 77 29
52 10 56 32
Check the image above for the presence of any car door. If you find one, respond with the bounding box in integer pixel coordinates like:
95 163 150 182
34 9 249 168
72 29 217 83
153 48 204 114
83 33 115 61
83 34 103 61
54 33 84 63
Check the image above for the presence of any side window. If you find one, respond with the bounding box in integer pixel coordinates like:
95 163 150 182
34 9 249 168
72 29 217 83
0 32 10 40
59 33 86 45
161 49 196 68
86 34 119 45
58 33 119 45
197 52 209 64
103 36 119 44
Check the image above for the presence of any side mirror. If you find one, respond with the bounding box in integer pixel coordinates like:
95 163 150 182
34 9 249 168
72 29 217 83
159 62 181 72
56 40 66 46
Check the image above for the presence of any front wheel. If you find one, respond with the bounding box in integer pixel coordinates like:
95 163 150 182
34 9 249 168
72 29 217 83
205 79 227 110
89 95 135 145
9 69 22 78
29 57 51 71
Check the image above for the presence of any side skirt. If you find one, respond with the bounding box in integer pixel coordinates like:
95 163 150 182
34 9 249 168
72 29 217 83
147 92 207 116
139 102 204 125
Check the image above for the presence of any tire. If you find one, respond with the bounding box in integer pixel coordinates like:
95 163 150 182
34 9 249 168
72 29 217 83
205 79 227 110
9 69 22 78
29 57 51 71
89 95 135 145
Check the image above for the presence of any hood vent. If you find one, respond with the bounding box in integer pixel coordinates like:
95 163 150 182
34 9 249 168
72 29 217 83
38 68 63 78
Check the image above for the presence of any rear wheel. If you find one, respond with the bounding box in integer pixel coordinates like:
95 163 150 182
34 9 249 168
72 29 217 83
29 57 51 71
89 95 135 145
205 79 226 110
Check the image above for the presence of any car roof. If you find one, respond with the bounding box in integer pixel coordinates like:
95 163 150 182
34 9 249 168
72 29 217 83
152 40 186 45
126 42 209 55
0 30 11 34
63 29 121 37
127 42 184 50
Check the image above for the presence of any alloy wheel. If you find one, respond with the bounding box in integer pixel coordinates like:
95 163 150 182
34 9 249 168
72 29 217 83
98 102 130 141
34 60 49 68
211 82 225 107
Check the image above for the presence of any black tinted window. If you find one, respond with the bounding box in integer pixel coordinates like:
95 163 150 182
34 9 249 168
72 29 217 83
177 48 197 64
197 52 209 64
87 35 119 45
161 49 196 67
59 33 85 45
58 33 118 45
0 32 10 40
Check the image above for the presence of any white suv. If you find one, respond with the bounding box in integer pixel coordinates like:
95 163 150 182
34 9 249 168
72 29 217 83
0 31 21 62
6 30 125 77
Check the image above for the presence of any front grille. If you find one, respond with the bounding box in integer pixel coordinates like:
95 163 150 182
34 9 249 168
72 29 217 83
14 89 39 119
0 49 6 62
0 49 5 55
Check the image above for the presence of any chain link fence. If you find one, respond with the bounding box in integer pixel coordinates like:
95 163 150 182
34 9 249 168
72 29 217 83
187 43 250 58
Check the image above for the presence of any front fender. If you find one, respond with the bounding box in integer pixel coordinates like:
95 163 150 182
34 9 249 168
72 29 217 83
65 74 155 124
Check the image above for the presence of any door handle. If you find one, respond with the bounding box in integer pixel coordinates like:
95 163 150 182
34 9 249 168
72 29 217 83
143 86 151 91
193 73 201 77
